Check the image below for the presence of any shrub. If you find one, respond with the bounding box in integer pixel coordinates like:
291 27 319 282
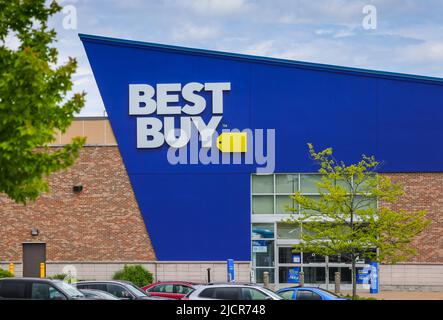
112 265 153 287
47 273 68 281
0 269 14 278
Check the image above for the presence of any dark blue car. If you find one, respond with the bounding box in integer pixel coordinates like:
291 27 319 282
276 287 347 300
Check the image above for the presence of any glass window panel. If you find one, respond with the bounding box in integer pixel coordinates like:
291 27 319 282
354 174 376 193
300 174 323 193
300 195 321 213
279 267 301 284
276 195 293 214
252 175 273 193
303 252 325 263
277 223 301 239
252 240 274 267
252 195 273 214
334 178 352 192
276 174 297 193
279 247 301 264
354 196 377 210
253 268 275 284
303 267 326 284
252 223 274 239
328 254 352 263
329 267 352 284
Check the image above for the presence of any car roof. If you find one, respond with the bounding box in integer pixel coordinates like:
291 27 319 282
0 277 55 282
74 280 133 285
277 286 325 291
148 281 197 285
193 283 264 288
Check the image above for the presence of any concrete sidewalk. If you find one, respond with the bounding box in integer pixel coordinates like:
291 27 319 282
342 291 443 300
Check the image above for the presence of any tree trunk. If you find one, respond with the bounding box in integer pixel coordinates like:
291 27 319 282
351 257 357 300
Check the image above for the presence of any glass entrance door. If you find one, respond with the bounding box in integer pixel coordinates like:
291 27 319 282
277 247 329 287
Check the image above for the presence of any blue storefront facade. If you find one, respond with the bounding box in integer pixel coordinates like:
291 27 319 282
80 34 443 287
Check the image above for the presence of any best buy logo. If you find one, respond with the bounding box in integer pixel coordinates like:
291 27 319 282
129 82 230 149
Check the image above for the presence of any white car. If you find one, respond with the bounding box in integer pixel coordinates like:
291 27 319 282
183 283 283 300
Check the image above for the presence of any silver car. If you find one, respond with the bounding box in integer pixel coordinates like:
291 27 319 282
184 283 283 300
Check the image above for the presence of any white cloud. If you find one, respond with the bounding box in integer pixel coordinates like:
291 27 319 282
172 23 220 41
174 0 250 16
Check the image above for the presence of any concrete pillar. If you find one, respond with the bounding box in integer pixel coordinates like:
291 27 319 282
263 271 269 288
335 271 341 294
299 271 305 287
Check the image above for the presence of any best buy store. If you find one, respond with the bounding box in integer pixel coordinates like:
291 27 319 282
0 34 442 291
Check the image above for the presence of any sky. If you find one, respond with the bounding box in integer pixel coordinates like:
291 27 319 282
46 0 443 116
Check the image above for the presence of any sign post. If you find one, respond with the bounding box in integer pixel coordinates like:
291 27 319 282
227 259 235 282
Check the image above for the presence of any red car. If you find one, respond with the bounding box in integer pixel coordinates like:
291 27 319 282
142 281 196 300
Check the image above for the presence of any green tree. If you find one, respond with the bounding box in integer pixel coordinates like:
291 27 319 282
286 144 429 299
0 0 85 204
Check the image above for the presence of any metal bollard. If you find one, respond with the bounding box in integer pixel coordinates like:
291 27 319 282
299 271 305 287
9 263 14 275
334 271 341 294
263 271 269 289
40 262 46 278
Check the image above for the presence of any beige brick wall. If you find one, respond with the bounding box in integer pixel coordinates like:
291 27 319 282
1 262 251 283
380 264 443 291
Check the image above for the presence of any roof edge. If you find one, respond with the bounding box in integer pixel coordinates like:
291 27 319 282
79 33 443 86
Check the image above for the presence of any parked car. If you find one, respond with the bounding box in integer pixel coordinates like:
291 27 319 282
142 281 196 300
74 280 172 300
184 283 283 300
78 288 120 300
276 286 347 300
0 278 86 300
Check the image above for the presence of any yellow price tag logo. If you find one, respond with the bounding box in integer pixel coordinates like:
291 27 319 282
216 132 247 153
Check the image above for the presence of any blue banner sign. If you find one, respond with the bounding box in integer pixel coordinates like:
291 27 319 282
356 267 371 284
369 262 379 294
227 259 235 282
287 267 301 283
292 254 301 263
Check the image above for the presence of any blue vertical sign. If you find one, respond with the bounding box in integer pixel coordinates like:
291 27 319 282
227 259 235 282
369 262 379 294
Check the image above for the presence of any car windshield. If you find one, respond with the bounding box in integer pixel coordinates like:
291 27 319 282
125 283 149 297
54 281 85 298
256 287 283 300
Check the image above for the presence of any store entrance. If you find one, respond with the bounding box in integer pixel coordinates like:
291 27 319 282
277 246 354 289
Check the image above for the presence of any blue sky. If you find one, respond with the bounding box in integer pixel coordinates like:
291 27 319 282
47 0 443 116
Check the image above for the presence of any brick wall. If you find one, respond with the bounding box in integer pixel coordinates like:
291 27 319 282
0 146 156 262
381 173 443 263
